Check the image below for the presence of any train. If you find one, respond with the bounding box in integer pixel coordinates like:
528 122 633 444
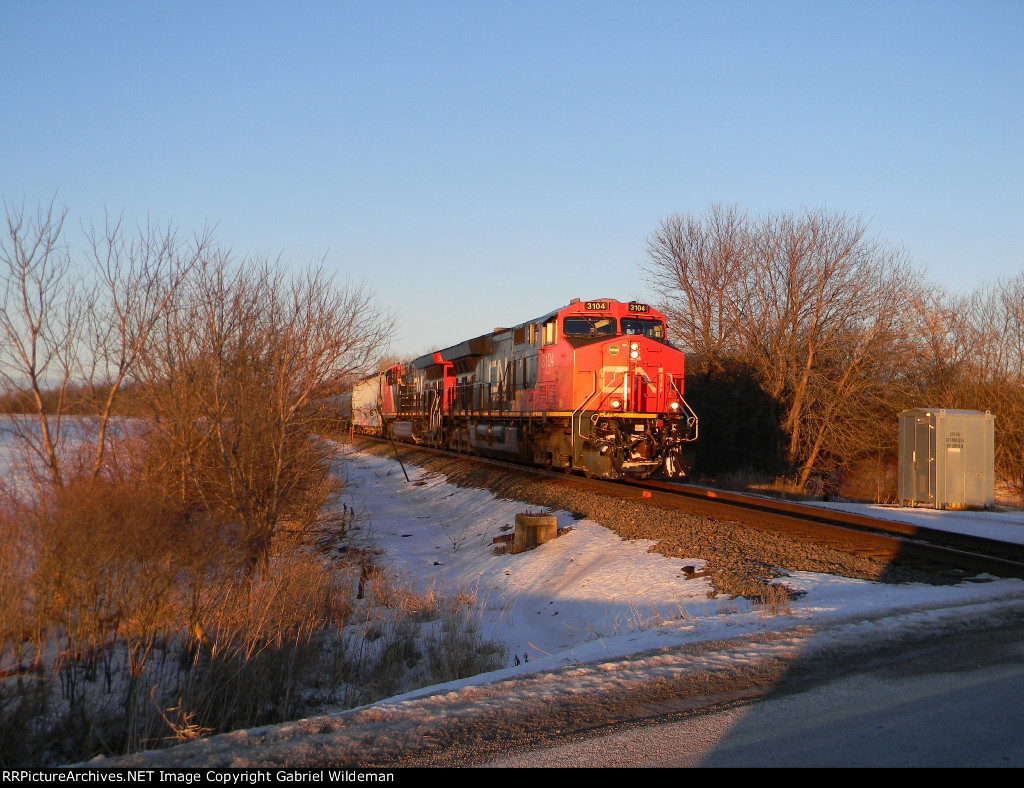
350 298 698 479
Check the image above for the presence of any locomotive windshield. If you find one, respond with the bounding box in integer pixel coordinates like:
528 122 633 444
563 316 617 337
620 317 667 341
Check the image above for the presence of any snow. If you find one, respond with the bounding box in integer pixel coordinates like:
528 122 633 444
810 499 1024 546
93 443 1024 766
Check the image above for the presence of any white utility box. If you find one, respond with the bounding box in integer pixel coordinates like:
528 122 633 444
898 408 994 509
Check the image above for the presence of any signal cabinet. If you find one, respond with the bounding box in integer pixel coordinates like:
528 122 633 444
898 409 995 509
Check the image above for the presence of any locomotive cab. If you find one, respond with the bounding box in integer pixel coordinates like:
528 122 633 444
536 299 698 479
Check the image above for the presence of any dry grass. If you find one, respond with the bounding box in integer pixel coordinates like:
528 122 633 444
755 584 795 616
706 469 800 496
995 482 1024 509
705 462 900 505
340 576 506 703
0 475 506 767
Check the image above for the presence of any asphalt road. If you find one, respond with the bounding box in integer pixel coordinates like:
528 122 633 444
475 616 1024 768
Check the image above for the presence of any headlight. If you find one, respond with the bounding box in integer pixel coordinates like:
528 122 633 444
630 342 639 351
610 398 622 409
629 342 640 359
669 402 680 411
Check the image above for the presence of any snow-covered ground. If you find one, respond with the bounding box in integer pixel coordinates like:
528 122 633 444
90 443 1024 766
341 445 1024 694
325 442 1024 699
811 498 1024 546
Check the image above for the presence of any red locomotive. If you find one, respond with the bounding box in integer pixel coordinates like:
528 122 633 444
352 298 698 479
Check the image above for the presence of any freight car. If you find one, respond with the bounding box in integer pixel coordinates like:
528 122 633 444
352 298 698 479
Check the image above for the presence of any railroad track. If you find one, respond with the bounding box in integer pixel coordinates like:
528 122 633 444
632 479 1024 580
357 436 1024 581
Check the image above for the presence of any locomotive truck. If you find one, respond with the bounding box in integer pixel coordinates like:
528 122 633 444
351 298 698 479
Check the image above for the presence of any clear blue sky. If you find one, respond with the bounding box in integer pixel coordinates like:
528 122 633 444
2 0 1021 357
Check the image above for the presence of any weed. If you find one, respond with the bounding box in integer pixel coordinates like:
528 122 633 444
754 583 797 616
440 517 472 552
715 598 740 615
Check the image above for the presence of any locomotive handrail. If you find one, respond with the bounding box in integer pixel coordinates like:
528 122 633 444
681 395 699 440
668 376 699 441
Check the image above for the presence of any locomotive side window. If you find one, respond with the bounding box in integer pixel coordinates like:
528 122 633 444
513 324 537 346
542 319 557 345
620 318 667 341
563 316 616 337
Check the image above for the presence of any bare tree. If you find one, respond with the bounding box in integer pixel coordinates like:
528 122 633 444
911 275 1024 492
644 206 919 488
745 210 917 486
906 288 973 403
0 199 206 492
993 273 1024 490
643 205 749 375
80 214 208 479
0 199 83 490
137 253 391 571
